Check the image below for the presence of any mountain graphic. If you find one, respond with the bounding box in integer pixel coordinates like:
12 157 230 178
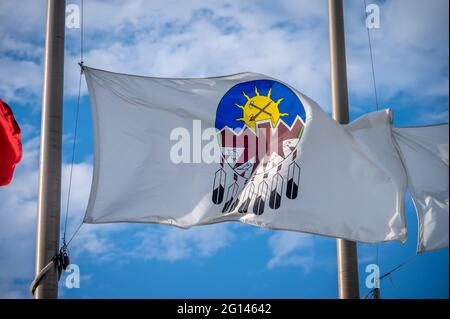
218 116 304 175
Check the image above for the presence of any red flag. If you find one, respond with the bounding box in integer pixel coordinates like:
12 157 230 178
0 99 22 186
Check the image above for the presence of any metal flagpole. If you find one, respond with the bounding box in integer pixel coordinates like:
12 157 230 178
327 0 360 299
34 0 66 299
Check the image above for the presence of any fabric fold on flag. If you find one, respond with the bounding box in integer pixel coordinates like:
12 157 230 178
393 125 449 252
82 66 448 250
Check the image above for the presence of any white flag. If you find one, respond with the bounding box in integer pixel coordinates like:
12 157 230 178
393 125 449 252
82 66 446 248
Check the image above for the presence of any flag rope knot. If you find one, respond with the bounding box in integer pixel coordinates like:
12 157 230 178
78 61 84 73
29 245 71 296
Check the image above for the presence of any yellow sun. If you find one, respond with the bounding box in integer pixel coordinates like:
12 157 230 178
234 86 288 131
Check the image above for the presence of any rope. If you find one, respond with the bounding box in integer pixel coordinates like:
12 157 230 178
66 221 84 247
364 0 380 111
80 0 84 63
29 246 73 296
375 242 379 291
62 0 84 248
379 254 417 281
363 254 417 299
62 71 82 247
363 0 382 295
29 258 57 296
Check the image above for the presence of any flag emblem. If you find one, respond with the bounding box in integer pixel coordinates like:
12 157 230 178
212 80 306 214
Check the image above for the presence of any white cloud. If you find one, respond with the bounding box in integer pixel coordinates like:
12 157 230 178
344 0 449 105
0 135 93 297
124 224 234 262
0 57 43 105
63 0 331 106
1 0 448 118
0 0 45 105
0 137 40 297
266 231 314 271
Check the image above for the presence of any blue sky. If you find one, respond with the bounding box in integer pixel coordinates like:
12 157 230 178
0 0 448 298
